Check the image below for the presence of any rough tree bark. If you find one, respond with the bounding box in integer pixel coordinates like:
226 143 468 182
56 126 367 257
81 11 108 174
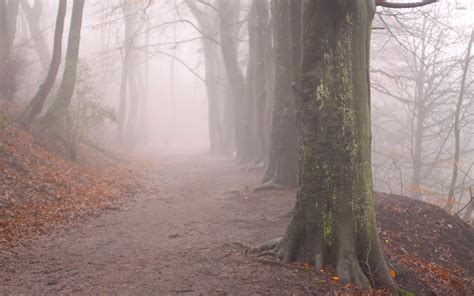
19 0 67 126
446 28 473 211
42 0 85 130
257 0 297 189
254 0 394 291
252 0 438 292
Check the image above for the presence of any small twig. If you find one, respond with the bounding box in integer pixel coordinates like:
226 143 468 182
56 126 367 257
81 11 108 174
256 251 276 258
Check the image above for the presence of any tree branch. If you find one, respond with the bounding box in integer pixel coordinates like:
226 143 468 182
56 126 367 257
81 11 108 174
376 0 438 9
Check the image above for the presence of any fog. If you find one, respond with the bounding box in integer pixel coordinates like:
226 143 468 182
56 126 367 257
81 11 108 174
1 0 471 213
2 0 474 294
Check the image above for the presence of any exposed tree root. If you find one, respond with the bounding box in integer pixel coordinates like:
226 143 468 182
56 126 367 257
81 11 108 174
246 235 398 294
337 254 371 288
253 180 285 191
249 237 282 253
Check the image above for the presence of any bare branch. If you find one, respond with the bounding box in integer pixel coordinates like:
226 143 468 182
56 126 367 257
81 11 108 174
376 0 438 9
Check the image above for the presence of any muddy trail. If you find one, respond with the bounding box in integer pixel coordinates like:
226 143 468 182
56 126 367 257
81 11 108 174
1 155 473 295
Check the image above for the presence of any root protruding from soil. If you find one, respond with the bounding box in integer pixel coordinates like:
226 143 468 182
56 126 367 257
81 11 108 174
253 180 285 191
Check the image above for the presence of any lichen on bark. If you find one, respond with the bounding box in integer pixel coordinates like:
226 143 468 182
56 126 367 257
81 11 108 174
253 1 397 293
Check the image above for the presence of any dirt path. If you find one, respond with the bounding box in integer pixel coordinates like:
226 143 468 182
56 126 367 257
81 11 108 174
1 155 315 295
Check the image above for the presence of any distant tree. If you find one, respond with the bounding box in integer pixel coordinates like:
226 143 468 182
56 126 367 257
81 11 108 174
217 0 247 161
0 0 20 99
42 0 85 130
185 0 231 155
446 28 474 211
20 0 51 74
256 0 297 190
19 0 67 126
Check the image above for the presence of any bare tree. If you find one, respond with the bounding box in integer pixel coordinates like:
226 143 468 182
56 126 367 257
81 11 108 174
20 0 51 73
19 0 67 126
256 0 296 190
217 0 247 161
42 0 86 129
446 28 474 211
0 0 20 99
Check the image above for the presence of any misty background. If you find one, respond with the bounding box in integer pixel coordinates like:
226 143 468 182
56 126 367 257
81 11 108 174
4 0 474 220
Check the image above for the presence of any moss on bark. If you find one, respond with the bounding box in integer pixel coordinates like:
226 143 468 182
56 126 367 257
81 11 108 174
259 1 397 293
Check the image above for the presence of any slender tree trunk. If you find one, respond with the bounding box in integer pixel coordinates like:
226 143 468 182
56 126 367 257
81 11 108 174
185 0 227 155
446 28 474 211
262 21 274 169
20 0 51 74
19 0 67 126
0 0 10 99
259 0 297 188
138 23 150 145
410 16 428 200
117 53 128 144
0 0 18 98
6 0 19 50
218 0 246 161
463 200 473 222
122 2 139 149
271 1 396 292
42 0 85 129
253 0 269 164
117 0 137 145
241 1 259 163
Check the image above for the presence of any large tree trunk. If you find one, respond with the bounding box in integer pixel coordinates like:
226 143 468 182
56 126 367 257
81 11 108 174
270 1 396 292
42 0 85 129
20 0 51 74
19 0 67 126
259 0 297 188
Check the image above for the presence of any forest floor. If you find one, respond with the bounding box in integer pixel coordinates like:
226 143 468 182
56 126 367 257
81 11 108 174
1 153 473 295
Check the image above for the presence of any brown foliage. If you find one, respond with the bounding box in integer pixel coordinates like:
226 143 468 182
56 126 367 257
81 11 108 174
0 101 140 249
